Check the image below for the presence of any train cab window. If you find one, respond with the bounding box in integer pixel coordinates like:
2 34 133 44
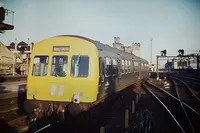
71 55 89 77
32 56 48 76
51 56 68 77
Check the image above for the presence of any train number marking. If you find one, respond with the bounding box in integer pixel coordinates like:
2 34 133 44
50 85 56 96
58 85 64 96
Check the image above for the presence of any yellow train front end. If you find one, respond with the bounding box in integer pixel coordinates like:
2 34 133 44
25 36 99 118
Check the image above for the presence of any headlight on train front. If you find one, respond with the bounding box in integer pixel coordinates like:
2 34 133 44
73 92 83 103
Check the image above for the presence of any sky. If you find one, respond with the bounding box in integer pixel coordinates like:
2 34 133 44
0 0 200 64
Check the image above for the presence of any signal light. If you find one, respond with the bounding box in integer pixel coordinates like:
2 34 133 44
178 49 184 56
160 49 167 56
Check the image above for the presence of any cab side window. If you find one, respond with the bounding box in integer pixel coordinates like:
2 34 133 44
71 55 89 77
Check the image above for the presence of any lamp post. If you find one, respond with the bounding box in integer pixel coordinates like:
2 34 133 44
150 37 153 64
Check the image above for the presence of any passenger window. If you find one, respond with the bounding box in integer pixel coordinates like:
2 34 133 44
51 56 68 77
112 59 117 66
121 60 124 74
134 61 138 71
105 57 111 65
32 56 48 76
71 55 89 77
125 60 128 73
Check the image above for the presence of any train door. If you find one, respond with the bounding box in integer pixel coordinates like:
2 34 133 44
97 49 106 101
98 57 106 100
99 57 105 84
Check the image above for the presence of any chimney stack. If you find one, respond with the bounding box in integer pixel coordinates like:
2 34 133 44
30 42 33 52
114 37 120 44
27 38 30 46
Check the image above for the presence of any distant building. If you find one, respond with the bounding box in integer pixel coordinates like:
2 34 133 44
170 57 196 69
112 37 141 57
5 38 34 75
0 42 13 74
132 43 140 57
123 46 132 54
112 37 124 51
6 38 34 52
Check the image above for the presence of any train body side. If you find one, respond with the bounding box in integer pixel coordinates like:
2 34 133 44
94 39 149 100
27 36 99 103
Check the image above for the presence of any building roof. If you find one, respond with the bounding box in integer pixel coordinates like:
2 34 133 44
0 42 13 64
10 42 15 45
18 41 28 46
6 41 34 52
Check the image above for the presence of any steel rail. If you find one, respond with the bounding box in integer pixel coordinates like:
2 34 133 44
166 74 200 85
34 124 51 133
124 110 152 133
171 79 195 133
143 82 185 133
146 80 200 116
175 75 200 82
104 89 131 132
169 76 200 102
168 74 200 86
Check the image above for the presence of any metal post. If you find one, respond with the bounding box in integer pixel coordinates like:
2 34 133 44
26 54 29 75
156 56 159 80
150 38 153 64
132 101 135 114
136 95 138 103
12 53 15 76
125 109 129 129
100 126 105 133
15 38 17 51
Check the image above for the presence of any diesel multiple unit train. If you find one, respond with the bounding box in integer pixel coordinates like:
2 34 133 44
24 35 149 119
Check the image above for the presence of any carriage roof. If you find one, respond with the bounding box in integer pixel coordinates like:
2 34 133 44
57 35 148 64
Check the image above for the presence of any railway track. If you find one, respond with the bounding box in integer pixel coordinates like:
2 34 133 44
168 77 200 102
1 107 28 133
0 80 27 133
143 78 200 133
167 74 200 90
